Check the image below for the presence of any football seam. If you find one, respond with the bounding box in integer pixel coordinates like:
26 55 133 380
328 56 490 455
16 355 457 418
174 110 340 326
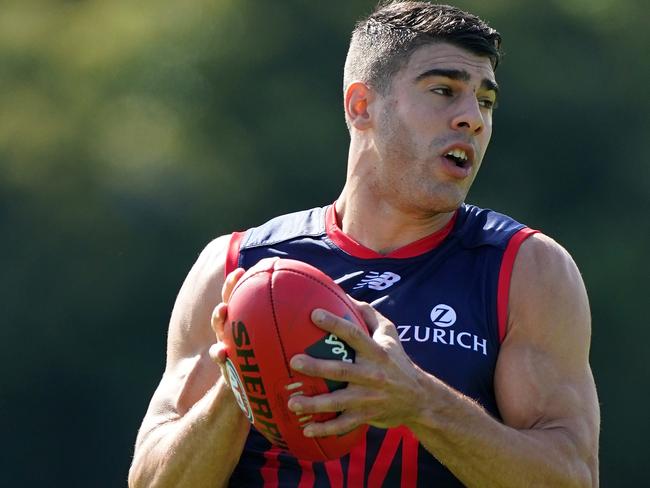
230 269 293 376
239 262 366 460
279 268 366 330
269 267 366 375
276 269 365 458
268 273 293 378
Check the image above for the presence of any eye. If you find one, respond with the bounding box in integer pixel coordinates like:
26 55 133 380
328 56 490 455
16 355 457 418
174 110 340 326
479 98 497 109
431 87 453 96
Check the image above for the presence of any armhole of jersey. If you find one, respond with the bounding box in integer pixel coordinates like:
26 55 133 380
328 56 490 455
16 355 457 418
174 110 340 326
225 231 245 279
497 227 539 343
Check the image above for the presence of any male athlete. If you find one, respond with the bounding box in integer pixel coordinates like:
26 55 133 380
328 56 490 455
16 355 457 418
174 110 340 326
129 2 600 486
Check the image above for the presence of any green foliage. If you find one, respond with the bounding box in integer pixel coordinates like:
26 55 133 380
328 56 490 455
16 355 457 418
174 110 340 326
1 0 647 485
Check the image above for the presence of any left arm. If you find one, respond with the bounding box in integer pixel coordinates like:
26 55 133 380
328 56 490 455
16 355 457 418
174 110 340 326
288 234 600 487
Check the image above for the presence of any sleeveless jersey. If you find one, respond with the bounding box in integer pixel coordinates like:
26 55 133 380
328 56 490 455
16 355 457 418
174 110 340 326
225 203 537 487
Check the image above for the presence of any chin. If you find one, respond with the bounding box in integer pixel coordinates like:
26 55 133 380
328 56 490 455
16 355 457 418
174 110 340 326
410 198 463 217
420 188 466 214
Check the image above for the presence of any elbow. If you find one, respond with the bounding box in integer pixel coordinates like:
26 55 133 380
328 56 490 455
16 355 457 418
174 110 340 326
557 454 598 488
127 467 139 488
128 459 147 488
537 458 596 488
128 451 159 488
128 456 170 488
571 463 597 488
128 463 163 488
552 421 599 487
574 456 599 488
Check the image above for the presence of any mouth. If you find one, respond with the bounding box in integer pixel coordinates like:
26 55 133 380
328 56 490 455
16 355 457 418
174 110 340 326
441 144 475 170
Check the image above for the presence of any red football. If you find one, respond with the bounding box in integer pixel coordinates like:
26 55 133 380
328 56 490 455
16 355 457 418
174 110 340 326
222 257 369 461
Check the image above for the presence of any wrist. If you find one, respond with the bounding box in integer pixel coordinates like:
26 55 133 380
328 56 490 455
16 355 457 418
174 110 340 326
206 376 246 421
404 366 453 434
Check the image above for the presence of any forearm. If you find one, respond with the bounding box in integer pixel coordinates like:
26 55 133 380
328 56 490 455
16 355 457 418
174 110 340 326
407 371 596 488
129 377 249 488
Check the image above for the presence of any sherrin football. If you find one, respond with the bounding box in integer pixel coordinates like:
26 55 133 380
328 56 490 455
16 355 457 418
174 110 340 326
222 257 370 461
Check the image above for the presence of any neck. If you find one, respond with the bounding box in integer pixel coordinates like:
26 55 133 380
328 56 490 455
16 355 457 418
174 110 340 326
335 185 456 255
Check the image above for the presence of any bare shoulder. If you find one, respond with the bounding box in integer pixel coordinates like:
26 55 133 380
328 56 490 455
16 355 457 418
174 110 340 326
133 234 235 450
166 234 231 367
507 232 591 356
143 235 231 422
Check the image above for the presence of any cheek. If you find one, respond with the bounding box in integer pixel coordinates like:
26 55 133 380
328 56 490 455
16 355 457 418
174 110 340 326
478 121 493 155
410 103 442 129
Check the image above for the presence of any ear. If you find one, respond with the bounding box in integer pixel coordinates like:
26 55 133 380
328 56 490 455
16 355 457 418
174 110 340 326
344 82 374 131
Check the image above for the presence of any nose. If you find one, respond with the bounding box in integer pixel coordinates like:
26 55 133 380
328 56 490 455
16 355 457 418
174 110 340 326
451 96 484 135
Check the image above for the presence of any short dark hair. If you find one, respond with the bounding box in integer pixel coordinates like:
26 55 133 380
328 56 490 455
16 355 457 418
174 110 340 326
344 2 502 95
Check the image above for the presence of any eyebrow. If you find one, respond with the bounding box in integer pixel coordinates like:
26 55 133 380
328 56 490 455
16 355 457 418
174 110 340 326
415 68 499 96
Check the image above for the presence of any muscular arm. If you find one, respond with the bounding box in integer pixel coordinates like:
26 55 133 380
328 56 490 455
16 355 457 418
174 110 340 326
404 234 599 486
289 233 600 487
128 236 249 488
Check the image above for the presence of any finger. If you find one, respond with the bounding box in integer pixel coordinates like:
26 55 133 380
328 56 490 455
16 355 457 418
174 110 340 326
349 298 399 340
369 295 389 307
290 354 385 386
222 267 245 302
288 387 369 415
302 412 366 438
211 302 228 339
348 298 384 335
209 342 230 387
208 342 228 365
311 309 379 356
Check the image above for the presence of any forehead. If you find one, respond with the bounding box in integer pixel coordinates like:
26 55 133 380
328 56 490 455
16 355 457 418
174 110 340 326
400 42 496 84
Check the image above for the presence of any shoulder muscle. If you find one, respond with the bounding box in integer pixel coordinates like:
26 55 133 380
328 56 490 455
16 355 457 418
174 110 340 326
166 234 231 368
135 235 233 442
507 233 590 362
496 232 598 433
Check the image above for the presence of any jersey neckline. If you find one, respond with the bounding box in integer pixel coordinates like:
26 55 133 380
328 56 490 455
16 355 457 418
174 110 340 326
325 203 458 259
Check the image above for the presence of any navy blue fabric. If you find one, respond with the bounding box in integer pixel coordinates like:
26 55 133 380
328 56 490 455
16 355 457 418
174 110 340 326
228 203 526 487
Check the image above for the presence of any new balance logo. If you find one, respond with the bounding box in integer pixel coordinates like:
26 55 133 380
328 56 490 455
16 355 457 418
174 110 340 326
353 271 401 291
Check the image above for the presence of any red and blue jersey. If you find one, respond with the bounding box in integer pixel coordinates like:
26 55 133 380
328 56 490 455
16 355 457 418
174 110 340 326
225 203 537 487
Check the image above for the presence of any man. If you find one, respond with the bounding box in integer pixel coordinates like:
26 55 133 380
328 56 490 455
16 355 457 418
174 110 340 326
129 2 600 486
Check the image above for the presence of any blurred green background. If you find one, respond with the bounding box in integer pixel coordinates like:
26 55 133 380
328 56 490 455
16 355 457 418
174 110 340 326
1 0 648 486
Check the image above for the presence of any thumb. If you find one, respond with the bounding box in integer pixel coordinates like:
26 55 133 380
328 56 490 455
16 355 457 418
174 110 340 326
209 342 231 388
209 342 228 364
349 296 399 340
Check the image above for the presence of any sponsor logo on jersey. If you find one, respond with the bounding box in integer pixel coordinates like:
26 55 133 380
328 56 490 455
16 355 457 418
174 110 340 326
430 304 456 327
353 271 401 291
397 304 488 356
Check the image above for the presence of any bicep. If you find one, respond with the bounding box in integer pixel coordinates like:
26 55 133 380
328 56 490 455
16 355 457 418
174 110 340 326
143 235 230 427
494 234 599 448
166 235 230 367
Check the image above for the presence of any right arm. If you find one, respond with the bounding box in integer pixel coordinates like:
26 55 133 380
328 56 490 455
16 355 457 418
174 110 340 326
128 235 249 488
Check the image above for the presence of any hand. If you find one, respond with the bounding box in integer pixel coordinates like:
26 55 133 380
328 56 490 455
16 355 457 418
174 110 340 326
287 299 428 437
209 268 245 380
